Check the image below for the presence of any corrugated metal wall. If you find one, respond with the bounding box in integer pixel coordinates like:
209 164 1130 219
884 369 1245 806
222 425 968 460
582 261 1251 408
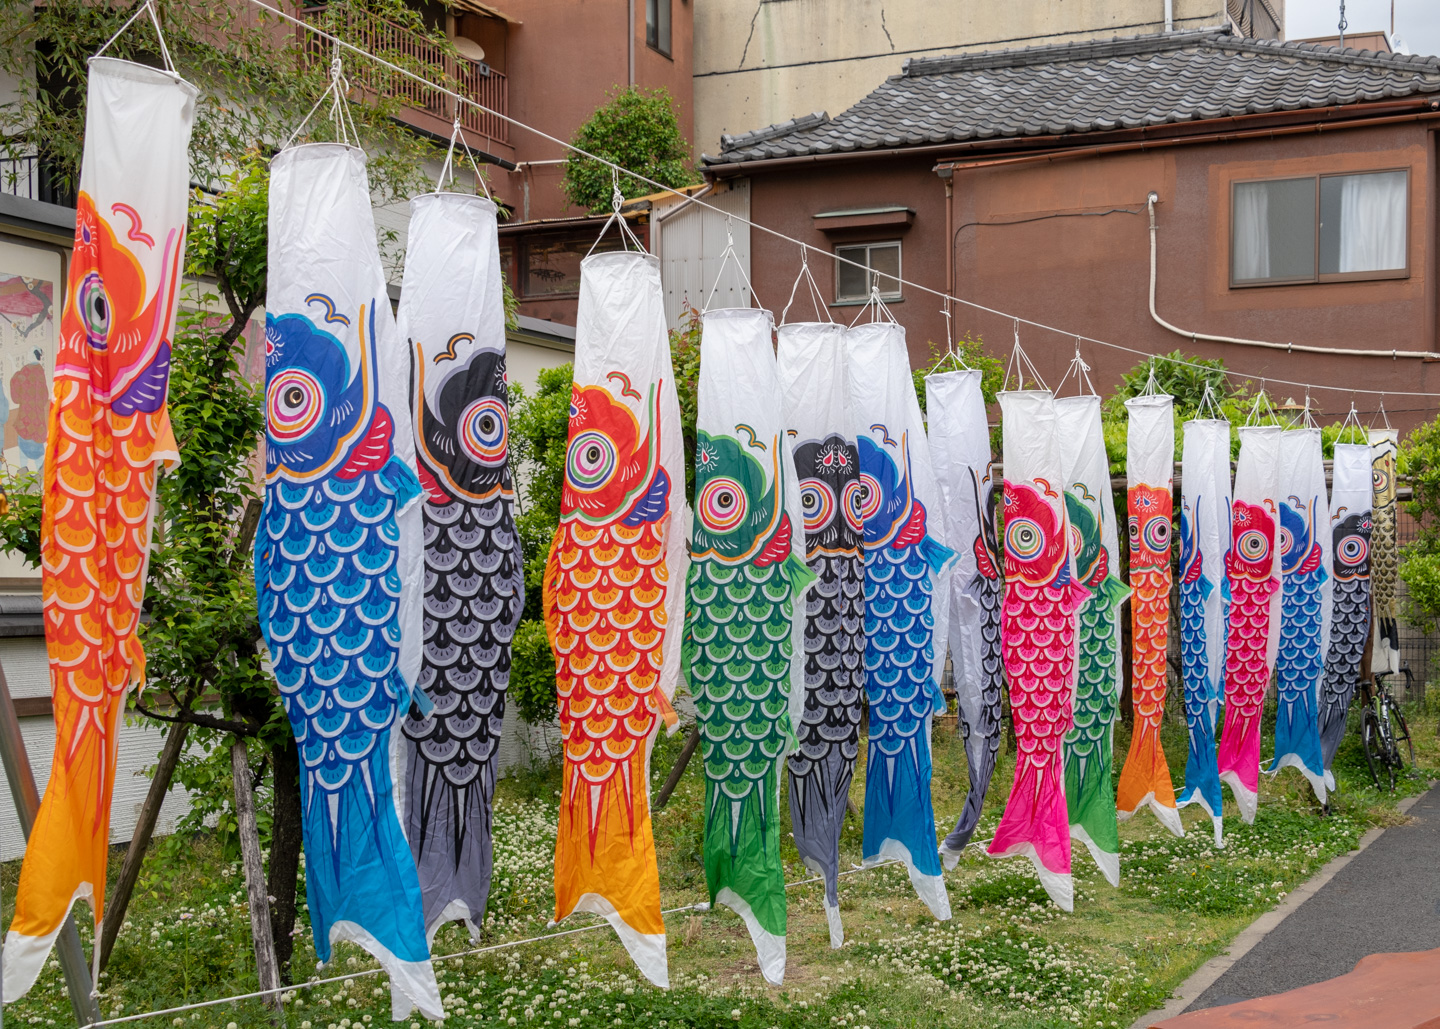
654 178 751 329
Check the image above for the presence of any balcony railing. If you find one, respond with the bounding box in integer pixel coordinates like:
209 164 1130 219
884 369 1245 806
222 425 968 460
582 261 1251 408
299 5 508 146
1 152 77 207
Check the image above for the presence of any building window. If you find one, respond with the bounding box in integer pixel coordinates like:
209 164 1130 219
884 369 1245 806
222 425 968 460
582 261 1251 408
646 0 671 57
1231 169 1408 286
835 241 901 303
517 232 625 298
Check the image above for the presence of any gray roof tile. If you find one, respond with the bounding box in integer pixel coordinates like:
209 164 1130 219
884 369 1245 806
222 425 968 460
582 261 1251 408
703 28 1440 166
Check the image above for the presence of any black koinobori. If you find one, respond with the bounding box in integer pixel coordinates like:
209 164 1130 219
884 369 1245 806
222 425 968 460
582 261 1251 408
1319 443 1374 786
777 321 865 947
397 192 524 941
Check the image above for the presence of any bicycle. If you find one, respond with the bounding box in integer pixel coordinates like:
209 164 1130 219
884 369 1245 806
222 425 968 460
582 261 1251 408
1360 664 1416 790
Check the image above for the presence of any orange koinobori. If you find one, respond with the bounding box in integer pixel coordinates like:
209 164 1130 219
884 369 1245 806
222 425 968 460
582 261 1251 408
3 57 196 999
543 251 687 988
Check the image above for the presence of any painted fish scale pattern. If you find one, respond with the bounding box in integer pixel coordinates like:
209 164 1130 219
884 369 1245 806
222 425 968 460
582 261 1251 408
1372 503 1397 613
1130 566 1171 728
262 472 410 803
787 550 864 872
1179 577 1211 729
1274 567 1325 749
865 542 943 765
1066 592 1119 788
401 493 522 926
550 518 669 803
1006 583 1079 774
689 559 795 832
1319 575 1371 758
1224 574 1274 726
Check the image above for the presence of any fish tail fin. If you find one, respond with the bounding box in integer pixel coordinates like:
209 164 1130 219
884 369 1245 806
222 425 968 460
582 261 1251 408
404 739 498 944
1215 705 1261 824
941 742 994 865
863 742 949 920
706 769 787 984
1064 741 1120 887
1271 683 1327 803
553 754 668 987
988 755 1073 910
1178 704 1226 830
304 737 442 1020
1116 717 1184 837
788 753 851 945
3 690 113 1002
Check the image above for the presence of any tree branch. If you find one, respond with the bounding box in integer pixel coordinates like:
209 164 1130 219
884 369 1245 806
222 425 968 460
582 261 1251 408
133 696 260 737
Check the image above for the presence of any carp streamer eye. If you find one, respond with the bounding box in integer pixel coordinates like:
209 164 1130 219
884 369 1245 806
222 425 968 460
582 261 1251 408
267 368 326 442
1143 515 1170 553
1238 528 1270 563
79 272 110 350
857 473 883 524
698 476 748 534
1338 534 1368 566
1373 464 1393 496
460 397 509 466
799 478 835 533
565 430 617 492
842 479 866 534
1005 517 1044 561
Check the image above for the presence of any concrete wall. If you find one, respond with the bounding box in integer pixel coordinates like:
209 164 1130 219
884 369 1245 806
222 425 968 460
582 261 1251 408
736 119 1440 433
693 0 1234 156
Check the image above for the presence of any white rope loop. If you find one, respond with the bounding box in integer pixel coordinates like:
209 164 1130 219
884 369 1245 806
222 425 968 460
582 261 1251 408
702 218 760 313
95 0 177 73
585 168 645 257
779 246 833 325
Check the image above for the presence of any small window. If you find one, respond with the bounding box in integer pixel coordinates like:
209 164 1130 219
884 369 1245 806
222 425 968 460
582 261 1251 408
1231 170 1408 286
646 0 671 57
521 233 623 298
835 241 901 303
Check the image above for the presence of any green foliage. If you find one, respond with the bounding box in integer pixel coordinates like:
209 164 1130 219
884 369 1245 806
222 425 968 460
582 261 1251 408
561 86 699 213
1103 349 1233 420
0 468 43 566
669 304 703 505
508 619 559 726
0 0 448 203
1398 412 1440 627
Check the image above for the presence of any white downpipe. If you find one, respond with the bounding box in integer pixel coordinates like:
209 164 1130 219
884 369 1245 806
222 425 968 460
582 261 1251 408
1164 0 1173 31
1146 192 1425 360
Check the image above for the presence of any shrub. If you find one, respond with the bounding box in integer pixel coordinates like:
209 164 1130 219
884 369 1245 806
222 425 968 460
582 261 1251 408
561 86 699 213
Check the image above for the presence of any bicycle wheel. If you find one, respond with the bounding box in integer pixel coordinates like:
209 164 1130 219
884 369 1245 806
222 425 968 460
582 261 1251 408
1380 695 1416 771
1361 706 1392 790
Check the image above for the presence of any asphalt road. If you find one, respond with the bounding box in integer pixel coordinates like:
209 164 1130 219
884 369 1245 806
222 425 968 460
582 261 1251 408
1186 783 1440 1010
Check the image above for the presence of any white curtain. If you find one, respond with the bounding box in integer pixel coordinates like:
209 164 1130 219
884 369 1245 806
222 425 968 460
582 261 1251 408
1233 183 1270 281
1339 172 1406 273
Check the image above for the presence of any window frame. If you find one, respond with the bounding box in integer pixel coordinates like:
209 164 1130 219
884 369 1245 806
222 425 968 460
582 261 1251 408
834 240 903 304
645 0 672 58
1229 168 1411 288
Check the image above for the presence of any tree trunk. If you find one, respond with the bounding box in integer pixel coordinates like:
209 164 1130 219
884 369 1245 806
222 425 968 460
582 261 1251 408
98 720 191 972
266 734 303 982
653 725 701 811
231 739 282 1020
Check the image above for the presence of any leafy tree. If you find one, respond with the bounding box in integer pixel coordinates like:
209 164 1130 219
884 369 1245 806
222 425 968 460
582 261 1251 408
0 0 452 203
562 86 699 213
1399 415 1440 629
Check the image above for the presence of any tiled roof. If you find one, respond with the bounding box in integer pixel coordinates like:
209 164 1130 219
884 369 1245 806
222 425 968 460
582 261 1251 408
704 28 1440 165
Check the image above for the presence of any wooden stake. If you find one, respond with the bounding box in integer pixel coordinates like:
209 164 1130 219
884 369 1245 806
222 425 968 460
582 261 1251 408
97 720 190 972
0 662 101 1027
230 739 282 1020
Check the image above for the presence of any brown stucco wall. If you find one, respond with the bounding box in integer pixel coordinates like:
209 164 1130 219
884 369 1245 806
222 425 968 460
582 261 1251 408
735 120 1440 432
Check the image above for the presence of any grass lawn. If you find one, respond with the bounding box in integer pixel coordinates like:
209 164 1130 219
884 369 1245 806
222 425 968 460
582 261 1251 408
3 701 1435 1029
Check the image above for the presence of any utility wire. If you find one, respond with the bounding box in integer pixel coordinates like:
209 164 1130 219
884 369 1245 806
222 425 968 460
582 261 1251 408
244 0 1440 404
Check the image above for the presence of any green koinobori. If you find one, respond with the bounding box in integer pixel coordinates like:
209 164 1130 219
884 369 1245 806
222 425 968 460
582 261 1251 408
682 307 812 985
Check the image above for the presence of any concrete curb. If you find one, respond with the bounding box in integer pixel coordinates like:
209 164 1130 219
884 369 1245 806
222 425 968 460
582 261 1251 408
1127 786 1433 1029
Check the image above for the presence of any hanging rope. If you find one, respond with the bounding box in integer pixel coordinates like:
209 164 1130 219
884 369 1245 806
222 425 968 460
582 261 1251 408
1053 340 1098 398
95 0 176 73
1003 320 1048 392
585 168 645 257
702 217 761 313
244 0 1440 403
779 245 832 325
435 116 492 198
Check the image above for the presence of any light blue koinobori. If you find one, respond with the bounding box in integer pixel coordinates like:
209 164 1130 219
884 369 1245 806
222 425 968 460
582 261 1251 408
857 432 954 918
1177 503 1225 826
1269 426 1331 806
254 295 441 1020
257 142 442 1020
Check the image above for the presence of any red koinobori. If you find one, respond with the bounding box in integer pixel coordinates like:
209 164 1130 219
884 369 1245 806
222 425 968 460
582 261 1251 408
3 57 195 999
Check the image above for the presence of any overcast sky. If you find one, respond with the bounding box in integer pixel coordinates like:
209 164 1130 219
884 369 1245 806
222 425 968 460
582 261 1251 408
1286 0 1440 56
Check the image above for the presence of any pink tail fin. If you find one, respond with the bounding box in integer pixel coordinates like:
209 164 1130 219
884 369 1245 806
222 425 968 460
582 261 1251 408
987 754 1073 910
